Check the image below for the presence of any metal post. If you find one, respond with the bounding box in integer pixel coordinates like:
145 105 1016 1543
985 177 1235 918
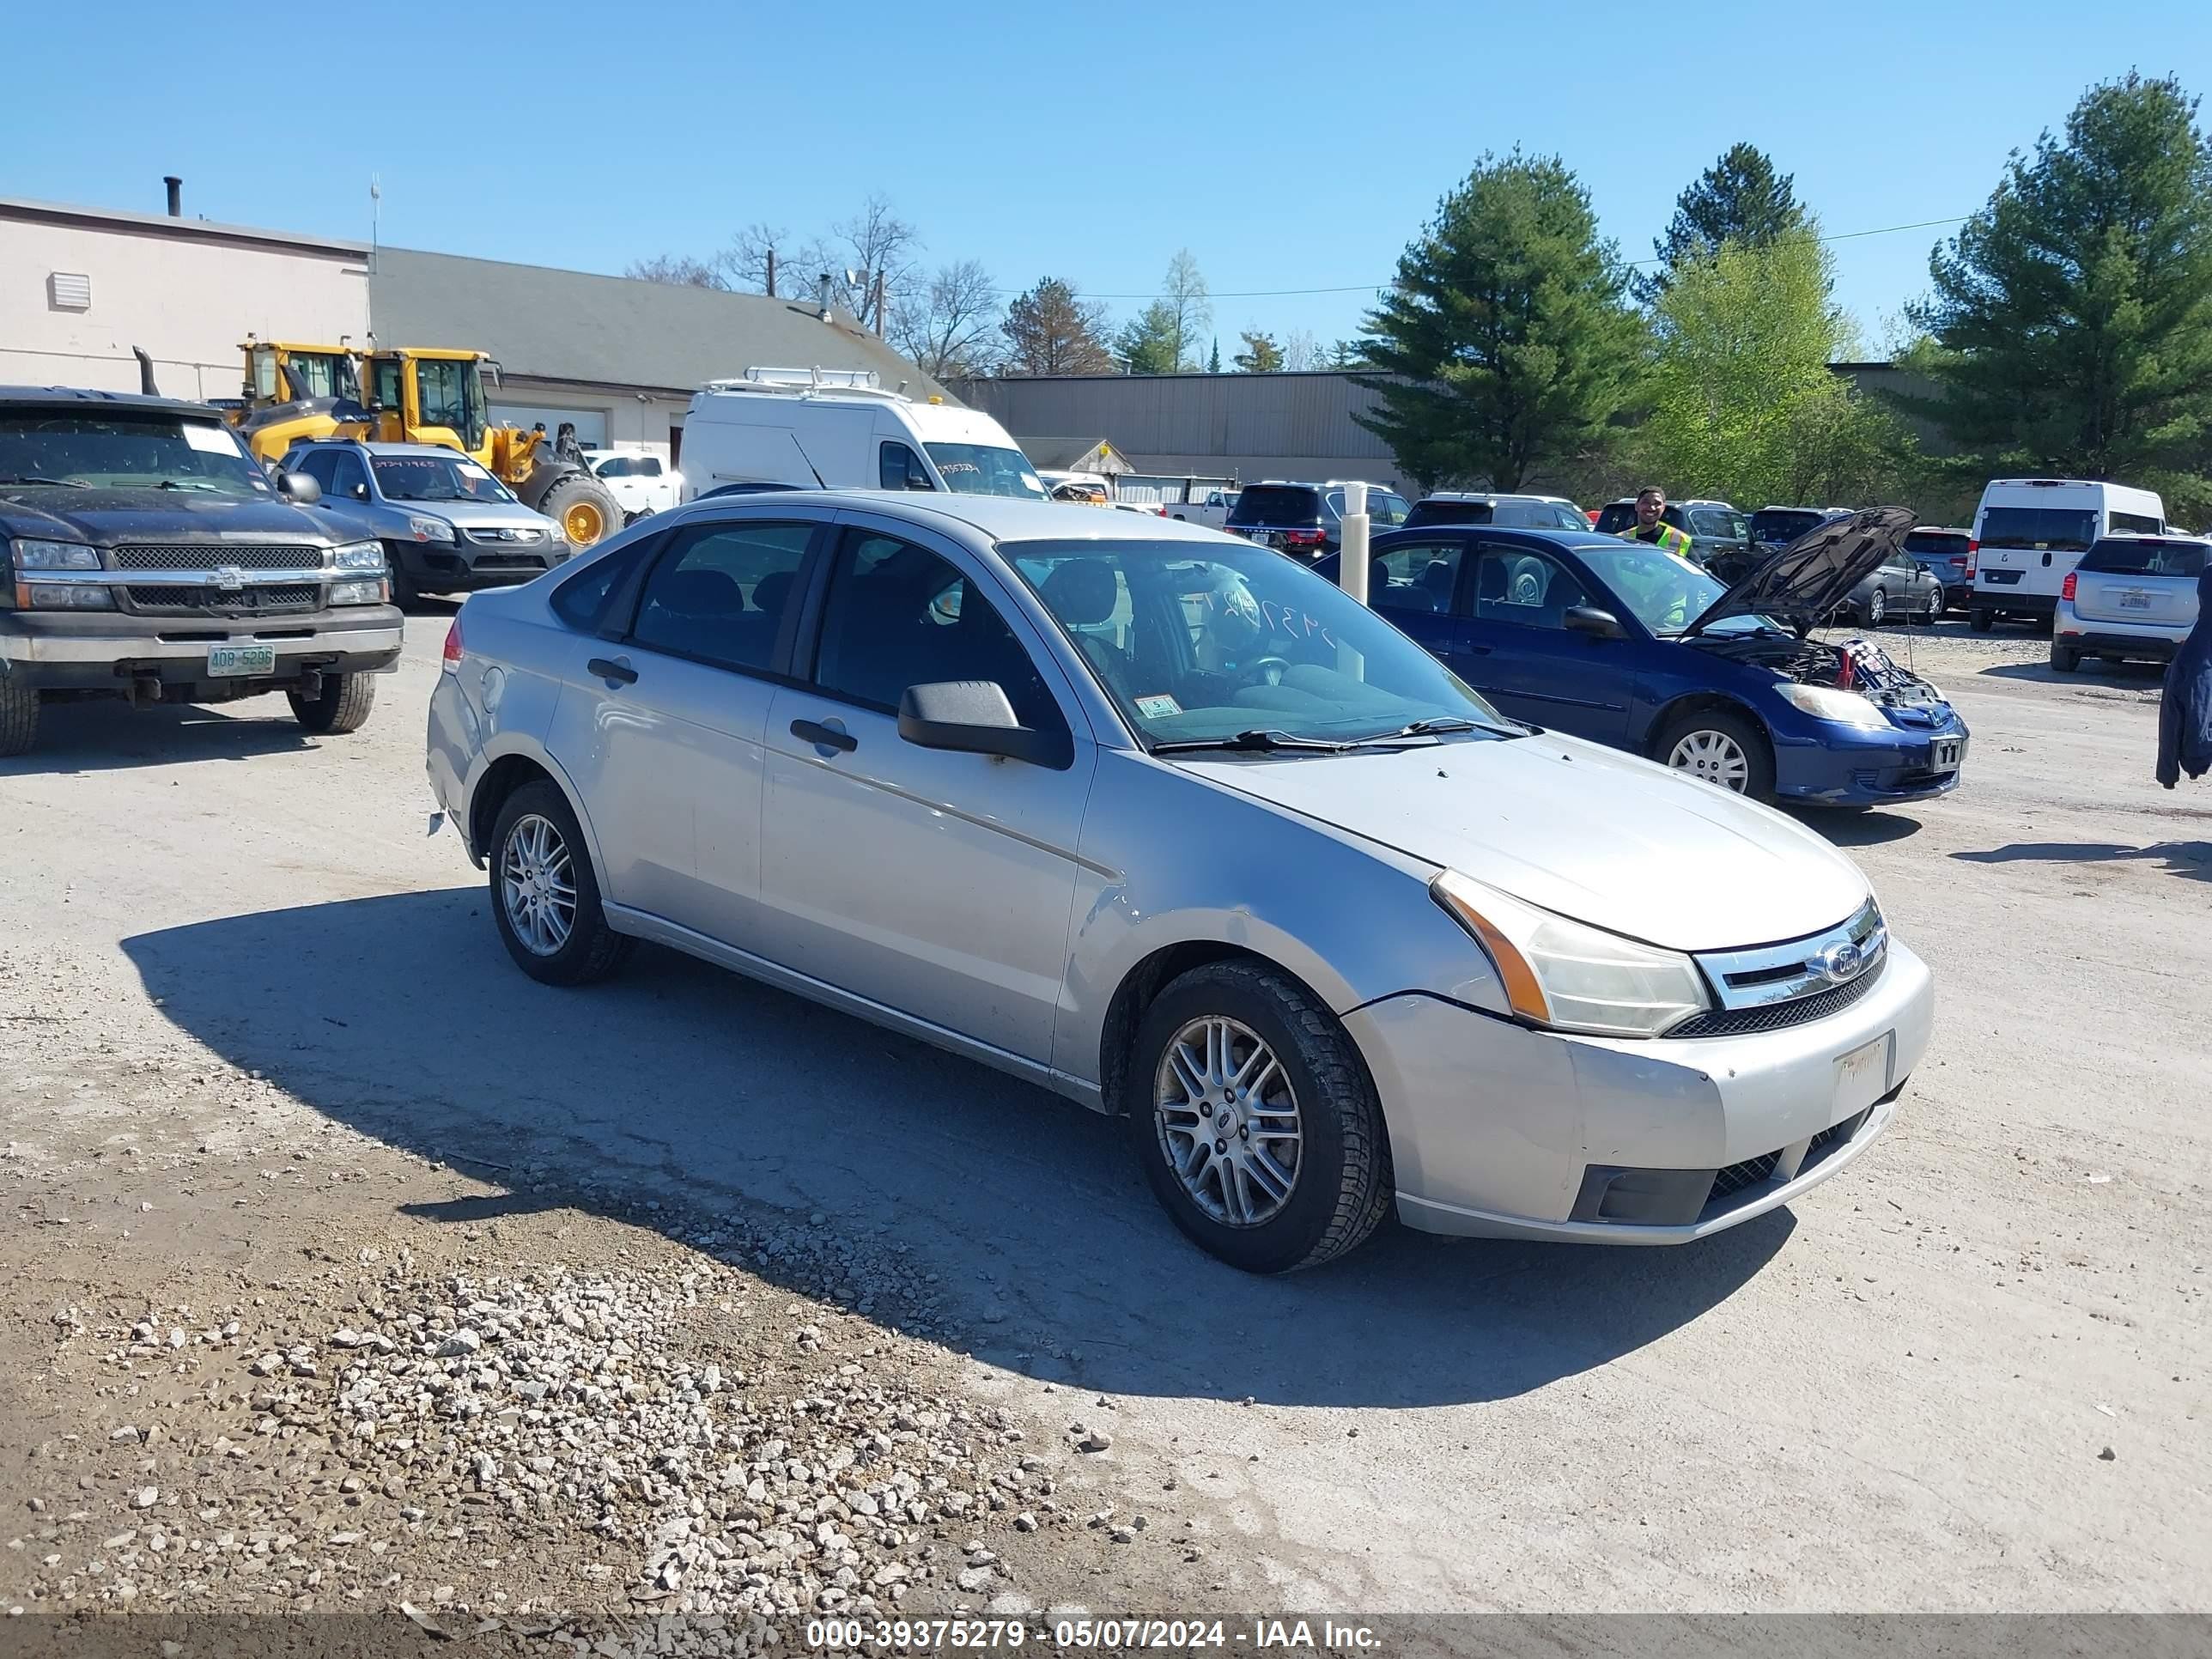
766 246 777 299
1337 480 1370 683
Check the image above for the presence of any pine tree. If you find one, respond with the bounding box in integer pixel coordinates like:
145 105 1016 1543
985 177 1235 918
1635 143 1807 304
1000 278 1117 376
1233 331 1284 372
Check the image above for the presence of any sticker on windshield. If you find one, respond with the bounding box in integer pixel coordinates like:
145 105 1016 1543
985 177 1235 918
455 460 494 480
179 422 238 455
1134 693 1182 720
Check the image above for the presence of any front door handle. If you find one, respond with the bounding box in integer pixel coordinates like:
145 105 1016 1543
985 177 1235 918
1457 642 1492 657
791 718 858 754
586 657 638 686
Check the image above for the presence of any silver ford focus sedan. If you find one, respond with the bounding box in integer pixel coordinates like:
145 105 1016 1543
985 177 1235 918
426 494 1934 1273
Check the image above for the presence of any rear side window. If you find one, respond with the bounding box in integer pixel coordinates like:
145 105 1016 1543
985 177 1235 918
1231 485 1322 526
1687 507 1745 538
2079 538 2208 577
1978 506 2097 551
2109 508 2164 535
1904 531 1970 557
1753 509 1822 544
630 521 814 672
1406 500 1492 529
1370 540 1464 615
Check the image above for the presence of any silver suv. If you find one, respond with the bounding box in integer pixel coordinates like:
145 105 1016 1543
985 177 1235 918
282 441 572 606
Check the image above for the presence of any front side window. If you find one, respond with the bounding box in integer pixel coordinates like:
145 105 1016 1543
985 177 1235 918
631 521 813 672
921 443 1045 500
1006 537 1510 748
1574 544 1729 636
294 448 340 490
1472 546 1593 628
412 358 486 449
880 441 933 491
811 533 1060 729
370 454 515 503
1369 540 1463 615
330 451 370 500
373 358 404 414
0 412 270 497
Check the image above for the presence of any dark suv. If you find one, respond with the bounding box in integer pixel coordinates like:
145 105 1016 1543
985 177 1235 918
0 388 400 757
1225 480 1410 559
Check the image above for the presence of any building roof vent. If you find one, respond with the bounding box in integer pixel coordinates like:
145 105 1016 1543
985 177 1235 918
48 272 92 311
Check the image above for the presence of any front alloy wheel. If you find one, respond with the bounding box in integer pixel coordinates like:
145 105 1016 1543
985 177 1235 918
1155 1016 1304 1226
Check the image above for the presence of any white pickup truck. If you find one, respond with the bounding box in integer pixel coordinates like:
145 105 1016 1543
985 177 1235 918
583 450 684 523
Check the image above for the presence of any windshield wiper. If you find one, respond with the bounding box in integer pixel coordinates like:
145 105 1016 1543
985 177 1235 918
1151 728 1359 756
0 476 90 488
1370 715 1516 740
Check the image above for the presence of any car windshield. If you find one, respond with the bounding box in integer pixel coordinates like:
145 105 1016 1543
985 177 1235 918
1004 537 1513 749
1978 505 2097 551
371 454 517 503
2078 537 2209 577
923 443 1047 500
0 411 271 497
1576 543 1738 636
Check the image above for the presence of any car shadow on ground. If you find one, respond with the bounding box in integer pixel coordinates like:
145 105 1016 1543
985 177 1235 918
121 888 1791 1411
1979 658 2166 688
1790 807 1923 847
4 697 317 775
1954 840 2212 884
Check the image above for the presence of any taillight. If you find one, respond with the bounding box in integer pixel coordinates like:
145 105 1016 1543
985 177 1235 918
441 615 465 672
2062 571 2077 601
1285 529 1324 546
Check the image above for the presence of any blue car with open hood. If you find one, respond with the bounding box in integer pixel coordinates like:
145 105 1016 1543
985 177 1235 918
1319 506 1968 807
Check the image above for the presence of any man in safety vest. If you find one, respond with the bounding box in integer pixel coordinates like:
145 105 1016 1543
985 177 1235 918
1620 486 1697 561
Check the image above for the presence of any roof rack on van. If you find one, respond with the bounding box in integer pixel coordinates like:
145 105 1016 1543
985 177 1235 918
699 366 904 400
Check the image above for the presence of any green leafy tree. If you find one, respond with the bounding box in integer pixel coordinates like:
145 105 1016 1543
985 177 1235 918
1355 151 1645 491
1115 302 1182 374
1233 331 1284 372
1639 228 1909 506
1899 73 2212 511
1634 143 1807 304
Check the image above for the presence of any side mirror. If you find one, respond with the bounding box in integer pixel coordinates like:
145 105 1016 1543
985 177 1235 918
897 681 1071 769
1564 605 1627 640
351 483 369 501
276 471 322 505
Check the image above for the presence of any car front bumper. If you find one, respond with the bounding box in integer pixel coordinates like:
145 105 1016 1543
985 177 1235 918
1771 714 1971 805
1348 938 1934 1243
0 606 404 692
392 539 573 592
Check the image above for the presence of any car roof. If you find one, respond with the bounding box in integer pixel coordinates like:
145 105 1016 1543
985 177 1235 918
683 489 1236 547
1417 491 1574 505
1375 525 1622 554
1908 525 1972 535
0 385 228 422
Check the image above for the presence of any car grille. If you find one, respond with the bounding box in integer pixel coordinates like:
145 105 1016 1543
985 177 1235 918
1709 1152 1781 1201
125 583 321 615
1666 958 1887 1037
112 544 325 570
461 527 544 545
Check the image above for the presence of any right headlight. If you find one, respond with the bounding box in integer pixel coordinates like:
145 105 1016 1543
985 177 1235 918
1776 683 1890 730
409 516 457 544
1431 871 1711 1039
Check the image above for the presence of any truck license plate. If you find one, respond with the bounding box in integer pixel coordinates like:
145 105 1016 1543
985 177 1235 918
207 643 276 678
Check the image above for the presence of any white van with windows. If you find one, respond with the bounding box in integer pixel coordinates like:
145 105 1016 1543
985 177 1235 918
680 368 1047 505
1967 478 2165 631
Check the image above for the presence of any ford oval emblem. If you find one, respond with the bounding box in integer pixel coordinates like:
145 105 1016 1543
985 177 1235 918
1809 941 1865 985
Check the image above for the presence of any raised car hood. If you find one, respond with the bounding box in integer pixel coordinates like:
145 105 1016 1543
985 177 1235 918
1178 734 1869 953
1686 505 1915 635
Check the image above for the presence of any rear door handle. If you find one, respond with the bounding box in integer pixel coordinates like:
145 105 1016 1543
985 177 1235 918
586 657 637 686
791 718 858 754
1457 642 1492 657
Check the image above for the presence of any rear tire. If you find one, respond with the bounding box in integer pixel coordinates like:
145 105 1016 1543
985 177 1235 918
0 678 40 757
2050 641 2081 673
1122 961 1391 1274
489 781 631 986
289 672 375 734
1656 707 1777 803
1968 607 1995 633
1918 586 1942 625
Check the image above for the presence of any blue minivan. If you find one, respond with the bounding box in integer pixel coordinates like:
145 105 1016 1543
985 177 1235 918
1320 507 1969 807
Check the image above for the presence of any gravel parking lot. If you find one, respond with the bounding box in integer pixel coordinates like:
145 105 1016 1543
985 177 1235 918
3 610 2207 1637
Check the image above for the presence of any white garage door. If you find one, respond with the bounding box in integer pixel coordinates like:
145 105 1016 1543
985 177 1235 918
490 404 608 447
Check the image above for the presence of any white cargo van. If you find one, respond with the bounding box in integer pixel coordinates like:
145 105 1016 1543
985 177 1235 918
1967 478 2164 631
680 368 1047 504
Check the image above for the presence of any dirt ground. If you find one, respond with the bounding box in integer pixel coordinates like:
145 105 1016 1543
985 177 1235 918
2 609 2207 1647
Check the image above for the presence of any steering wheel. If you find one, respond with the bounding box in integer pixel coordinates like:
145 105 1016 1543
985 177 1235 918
1245 656 1292 688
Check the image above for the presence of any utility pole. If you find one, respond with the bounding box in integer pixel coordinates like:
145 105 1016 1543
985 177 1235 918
766 246 776 299
872 271 886 337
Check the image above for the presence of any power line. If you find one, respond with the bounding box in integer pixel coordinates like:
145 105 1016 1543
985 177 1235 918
1016 214 1974 301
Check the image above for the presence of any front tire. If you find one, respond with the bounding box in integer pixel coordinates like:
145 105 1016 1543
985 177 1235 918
532 473 623 550
289 672 375 734
1657 707 1776 802
489 780 630 986
0 678 40 757
1123 962 1391 1274
1969 607 1995 634
1919 586 1942 625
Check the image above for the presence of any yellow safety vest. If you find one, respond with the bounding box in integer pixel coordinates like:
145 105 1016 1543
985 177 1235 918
1620 521 1697 561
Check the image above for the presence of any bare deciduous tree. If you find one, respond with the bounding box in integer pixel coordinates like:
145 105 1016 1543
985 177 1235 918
1162 250 1212 371
624 254 731 290
831 195 922 332
891 260 1004 380
1281 329 1321 371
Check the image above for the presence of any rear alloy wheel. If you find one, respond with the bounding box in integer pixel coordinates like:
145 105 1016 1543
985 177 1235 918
1919 586 1943 624
1125 962 1390 1273
489 780 631 986
1863 587 1887 628
1659 708 1776 802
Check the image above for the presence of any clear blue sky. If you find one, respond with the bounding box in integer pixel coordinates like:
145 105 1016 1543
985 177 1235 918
7 0 2209 360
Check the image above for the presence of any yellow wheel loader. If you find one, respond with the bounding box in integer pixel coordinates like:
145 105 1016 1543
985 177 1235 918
228 340 623 547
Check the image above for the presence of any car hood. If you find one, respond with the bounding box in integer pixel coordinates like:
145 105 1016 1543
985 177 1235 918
0 487 335 547
393 499 555 532
1686 506 1914 635
1176 733 1870 953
